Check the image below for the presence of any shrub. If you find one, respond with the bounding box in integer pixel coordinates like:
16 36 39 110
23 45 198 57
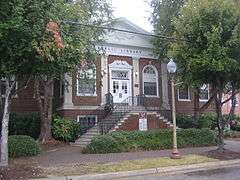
176 114 198 129
231 124 240 131
83 135 122 154
224 130 240 138
177 113 217 129
9 113 41 139
8 135 40 158
52 116 81 142
83 128 216 154
198 113 216 129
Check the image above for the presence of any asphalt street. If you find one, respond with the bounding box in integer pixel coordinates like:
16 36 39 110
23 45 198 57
115 165 240 180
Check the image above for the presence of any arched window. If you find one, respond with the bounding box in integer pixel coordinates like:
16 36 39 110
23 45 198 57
142 65 158 96
199 84 209 101
77 64 96 96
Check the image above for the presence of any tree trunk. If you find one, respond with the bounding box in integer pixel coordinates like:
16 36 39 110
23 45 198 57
35 77 54 144
214 91 224 151
228 84 236 123
193 88 200 121
0 79 15 167
0 80 3 120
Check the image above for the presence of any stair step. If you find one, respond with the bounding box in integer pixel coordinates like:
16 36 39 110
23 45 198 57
71 143 89 147
80 135 98 139
75 140 92 144
81 131 99 135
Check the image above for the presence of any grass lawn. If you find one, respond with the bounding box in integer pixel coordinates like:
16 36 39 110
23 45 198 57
43 155 218 176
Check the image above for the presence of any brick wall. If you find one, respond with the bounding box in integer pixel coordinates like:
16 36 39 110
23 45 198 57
11 81 39 113
222 93 240 115
175 89 215 114
117 113 170 131
139 58 162 108
58 109 106 121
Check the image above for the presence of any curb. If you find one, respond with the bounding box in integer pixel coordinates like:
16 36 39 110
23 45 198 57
31 159 240 180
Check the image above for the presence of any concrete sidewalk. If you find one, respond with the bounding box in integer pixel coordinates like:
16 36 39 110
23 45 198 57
30 159 240 180
28 139 240 167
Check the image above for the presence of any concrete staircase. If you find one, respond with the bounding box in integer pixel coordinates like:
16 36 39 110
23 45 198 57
72 125 99 148
73 107 173 148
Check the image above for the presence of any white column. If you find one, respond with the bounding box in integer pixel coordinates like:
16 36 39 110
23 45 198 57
101 55 108 105
62 73 74 108
133 57 140 96
161 62 170 110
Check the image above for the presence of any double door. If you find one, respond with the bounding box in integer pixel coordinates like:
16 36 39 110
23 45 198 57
111 79 130 103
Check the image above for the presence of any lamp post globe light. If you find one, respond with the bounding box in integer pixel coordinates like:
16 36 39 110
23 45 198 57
167 59 181 159
167 59 177 74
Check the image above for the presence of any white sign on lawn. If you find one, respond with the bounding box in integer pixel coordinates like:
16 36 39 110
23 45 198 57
139 112 148 131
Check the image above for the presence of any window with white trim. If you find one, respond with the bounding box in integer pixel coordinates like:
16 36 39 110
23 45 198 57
77 64 96 96
143 65 158 96
199 84 209 101
178 86 190 101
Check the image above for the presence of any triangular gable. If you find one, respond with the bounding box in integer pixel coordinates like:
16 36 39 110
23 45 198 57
103 17 154 49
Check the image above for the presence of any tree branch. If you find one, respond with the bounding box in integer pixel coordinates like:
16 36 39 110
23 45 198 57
10 76 32 99
221 91 239 105
199 89 218 112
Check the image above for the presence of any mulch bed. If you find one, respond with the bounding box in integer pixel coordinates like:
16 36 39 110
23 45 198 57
203 149 240 160
40 140 68 152
0 164 43 180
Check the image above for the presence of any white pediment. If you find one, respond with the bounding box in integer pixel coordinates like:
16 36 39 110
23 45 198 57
103 18 154 49
108 60 132 70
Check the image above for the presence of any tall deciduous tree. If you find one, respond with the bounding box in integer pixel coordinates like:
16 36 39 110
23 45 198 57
151 0 211 120
0 0 111 166
170 0 240 150
0 0 39 166
32 0 111 144
150 0 186 58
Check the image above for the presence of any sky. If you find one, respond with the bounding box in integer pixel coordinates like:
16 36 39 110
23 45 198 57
111 0 153 32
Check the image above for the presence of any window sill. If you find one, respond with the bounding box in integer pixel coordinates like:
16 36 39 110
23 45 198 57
76 93 97 97
199 99 209 102
178 99 191 102
145 95 159 98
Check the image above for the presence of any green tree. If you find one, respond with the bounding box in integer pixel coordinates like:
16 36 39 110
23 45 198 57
0 0 111 166
170 0 240 150
151 0 213 121
31 0 111 144
150 0 186 58
0 0 39 166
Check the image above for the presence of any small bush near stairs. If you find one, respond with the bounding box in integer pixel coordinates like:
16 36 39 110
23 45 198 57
52 117 81 142
9 135 40 158
83 129 216 154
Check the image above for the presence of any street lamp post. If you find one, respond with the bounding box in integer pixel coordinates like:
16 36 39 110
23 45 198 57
167 59 181 159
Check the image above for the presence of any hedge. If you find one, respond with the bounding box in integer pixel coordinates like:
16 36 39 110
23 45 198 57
176 113 240 130
83 128 216 154
224 130 240 138
8 113 82 142
9 113 41 139
8 135 41 158
177 113 216 129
